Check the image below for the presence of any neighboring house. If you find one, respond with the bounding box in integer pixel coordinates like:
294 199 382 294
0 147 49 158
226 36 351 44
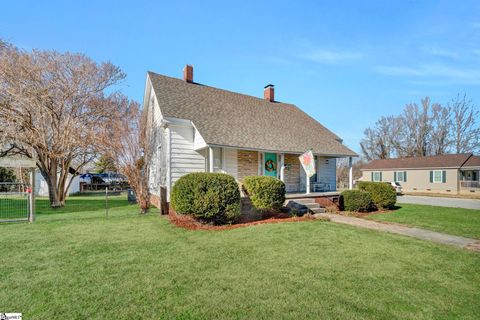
143 65 357 203
361 153 480 194
34 169 80 197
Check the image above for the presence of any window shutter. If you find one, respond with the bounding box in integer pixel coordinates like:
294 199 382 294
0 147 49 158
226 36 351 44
371 172 373 181
404 171 407 182
442 170 446 183
429 171 433 183
394 172 397 182
380 172 382 182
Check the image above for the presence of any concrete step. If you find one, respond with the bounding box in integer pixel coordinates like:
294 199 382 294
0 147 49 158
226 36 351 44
291 198 316 204
304 203 321 209
310 208 326 214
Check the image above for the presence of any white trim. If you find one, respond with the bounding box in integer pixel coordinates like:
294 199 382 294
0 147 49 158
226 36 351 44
348 157 353 190
166 127 172 201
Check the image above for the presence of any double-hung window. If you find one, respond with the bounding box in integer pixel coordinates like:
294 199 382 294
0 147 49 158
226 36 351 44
372 171 382 182
432 170 443 183
206 147 224 173
394 171 407 182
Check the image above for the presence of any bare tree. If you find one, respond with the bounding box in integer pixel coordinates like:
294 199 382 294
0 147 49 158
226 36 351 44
0 41 125 207
100 97 151 214
360 116 395 160
360 96 463 160
429 103 451 155
450 94 480 154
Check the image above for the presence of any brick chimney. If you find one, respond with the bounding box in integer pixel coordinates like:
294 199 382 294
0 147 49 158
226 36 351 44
264 84 274 102
183 64 193 83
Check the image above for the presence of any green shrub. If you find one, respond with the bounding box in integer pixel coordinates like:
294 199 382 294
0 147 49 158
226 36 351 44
356 181 397 209
340 190 373 212
170 173 240 225
242 176 286 211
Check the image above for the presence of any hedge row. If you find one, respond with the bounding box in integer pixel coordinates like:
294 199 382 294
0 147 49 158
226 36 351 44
356 181 397 209
340 190 373 212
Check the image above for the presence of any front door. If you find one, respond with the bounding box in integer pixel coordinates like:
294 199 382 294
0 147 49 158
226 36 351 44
264 153 277 177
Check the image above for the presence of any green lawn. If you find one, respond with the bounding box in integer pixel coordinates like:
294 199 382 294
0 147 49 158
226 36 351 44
0 196 479 319
367 204 480 239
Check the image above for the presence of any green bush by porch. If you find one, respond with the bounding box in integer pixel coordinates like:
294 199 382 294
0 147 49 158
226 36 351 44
341 189 373 212
243 176 286 211
170 172 240 224
357 181 397 209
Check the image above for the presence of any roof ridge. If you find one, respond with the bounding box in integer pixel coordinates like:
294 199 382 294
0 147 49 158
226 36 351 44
147 70 296 106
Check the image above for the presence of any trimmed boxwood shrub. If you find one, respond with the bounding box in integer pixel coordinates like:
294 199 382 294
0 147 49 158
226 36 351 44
340 190 373 212
242 176 286 211
356 181 397 209
170 172 240 225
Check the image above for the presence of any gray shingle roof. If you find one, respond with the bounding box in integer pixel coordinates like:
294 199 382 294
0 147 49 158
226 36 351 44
148 72 357 157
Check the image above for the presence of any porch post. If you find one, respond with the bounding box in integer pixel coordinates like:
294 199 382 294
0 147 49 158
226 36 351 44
279 154 285 182
208 147 214 173
348 156 353 190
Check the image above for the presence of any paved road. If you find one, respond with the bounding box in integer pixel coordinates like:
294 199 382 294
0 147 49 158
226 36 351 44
397 195 480 210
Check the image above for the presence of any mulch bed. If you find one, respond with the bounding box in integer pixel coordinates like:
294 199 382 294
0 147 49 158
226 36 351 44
168 209 317 231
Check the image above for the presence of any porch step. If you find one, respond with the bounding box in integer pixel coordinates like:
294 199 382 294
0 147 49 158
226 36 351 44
285 199 325 215
310 208 326 214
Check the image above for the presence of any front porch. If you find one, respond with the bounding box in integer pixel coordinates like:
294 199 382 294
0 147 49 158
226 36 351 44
460 169 480 193
203 147 354 194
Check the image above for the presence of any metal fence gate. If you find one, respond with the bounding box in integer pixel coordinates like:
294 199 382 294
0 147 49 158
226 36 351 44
0 183 32 222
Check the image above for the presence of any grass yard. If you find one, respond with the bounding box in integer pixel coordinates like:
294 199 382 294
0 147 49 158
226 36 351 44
0 196 479 319
368 204 480 239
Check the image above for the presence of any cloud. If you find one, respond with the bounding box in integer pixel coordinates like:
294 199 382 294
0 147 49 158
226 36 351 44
423 47 458 59
299 48 363 64
375 64 480 85
472 49 480 56
471 22 480 28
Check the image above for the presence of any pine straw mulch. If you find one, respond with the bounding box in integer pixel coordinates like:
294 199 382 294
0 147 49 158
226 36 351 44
168 209 319 231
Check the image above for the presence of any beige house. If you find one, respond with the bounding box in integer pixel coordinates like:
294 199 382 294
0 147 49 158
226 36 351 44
361 153 480 194
143 65 357 204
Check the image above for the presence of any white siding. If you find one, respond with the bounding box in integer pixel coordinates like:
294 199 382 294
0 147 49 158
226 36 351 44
317 157 336 189
170 125 205 189
223 148 238 179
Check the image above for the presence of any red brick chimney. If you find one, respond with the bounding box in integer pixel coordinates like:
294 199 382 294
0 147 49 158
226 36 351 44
183 65 193 83
264 84 274 102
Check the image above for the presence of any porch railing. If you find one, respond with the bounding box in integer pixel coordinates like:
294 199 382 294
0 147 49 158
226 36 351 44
460 180 480 189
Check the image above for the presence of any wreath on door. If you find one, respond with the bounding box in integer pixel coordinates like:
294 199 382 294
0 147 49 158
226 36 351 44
265 159 276 172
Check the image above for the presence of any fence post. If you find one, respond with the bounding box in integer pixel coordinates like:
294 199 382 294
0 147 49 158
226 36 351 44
29 168 35 223
105 187 109 218
159 186 168 215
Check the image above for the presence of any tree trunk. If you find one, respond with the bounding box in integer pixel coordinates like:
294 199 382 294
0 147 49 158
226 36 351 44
41 169 63 208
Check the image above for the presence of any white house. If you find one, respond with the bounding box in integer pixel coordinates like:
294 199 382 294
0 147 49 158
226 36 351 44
143 65 357 205
34 170 80 197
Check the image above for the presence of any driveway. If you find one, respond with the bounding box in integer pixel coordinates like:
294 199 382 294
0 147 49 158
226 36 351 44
397 195 480 210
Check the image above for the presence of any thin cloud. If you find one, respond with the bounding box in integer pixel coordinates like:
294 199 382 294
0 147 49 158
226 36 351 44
299 48 363 64
472 49 480 56
375 64 480 85
471 22 480 28
423 47 458 59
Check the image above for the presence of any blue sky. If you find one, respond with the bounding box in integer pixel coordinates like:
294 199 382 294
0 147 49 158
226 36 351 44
2 0 480 153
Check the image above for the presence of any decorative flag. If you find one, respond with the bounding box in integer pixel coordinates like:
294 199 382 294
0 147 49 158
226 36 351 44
299 149 316 178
